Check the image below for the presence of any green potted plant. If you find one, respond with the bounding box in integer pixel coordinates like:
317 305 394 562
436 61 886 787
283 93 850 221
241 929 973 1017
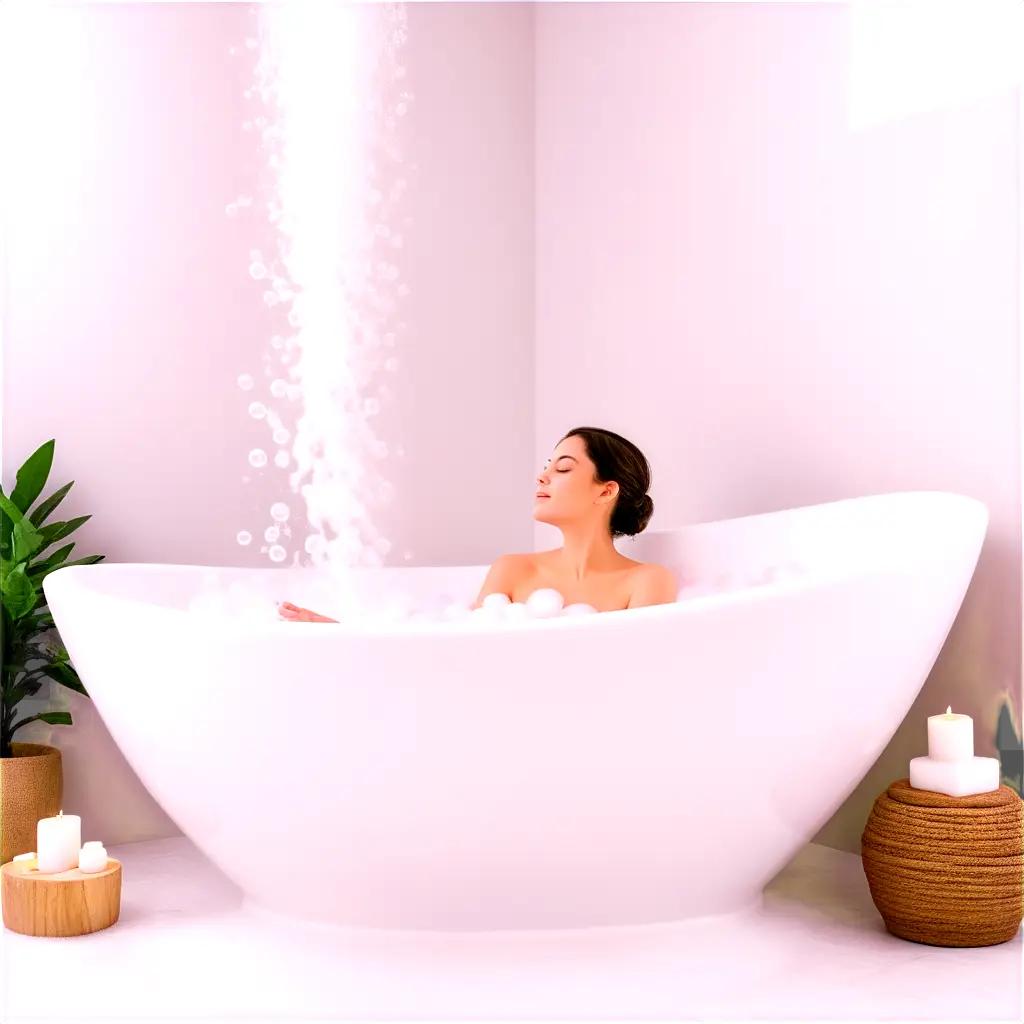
0 439 105 862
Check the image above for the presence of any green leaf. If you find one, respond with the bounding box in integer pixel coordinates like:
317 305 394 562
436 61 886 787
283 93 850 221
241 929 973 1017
52 554 104 571
44 661 88 697
35 711 72 725
1 564 37 619
36 515 91 553
28 481 74 528
10 710 73 736
27 542 75 576
10 440 54 515
12 516 45 563
0 490 42 561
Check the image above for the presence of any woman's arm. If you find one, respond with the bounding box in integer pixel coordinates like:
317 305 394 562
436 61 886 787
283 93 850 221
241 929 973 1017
626 565 678 609
278 601 338 623
471 554 522 609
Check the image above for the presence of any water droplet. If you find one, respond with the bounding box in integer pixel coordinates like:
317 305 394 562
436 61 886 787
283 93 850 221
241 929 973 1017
236 530 252 546
248 401 267 420
237 373 254 390
270 502 290 523
304 534 326 556
269 545 287 563
269 378 287 398
248 449 268 468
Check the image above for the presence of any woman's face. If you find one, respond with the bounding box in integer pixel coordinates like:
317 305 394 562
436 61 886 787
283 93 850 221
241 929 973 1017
533 434 619 530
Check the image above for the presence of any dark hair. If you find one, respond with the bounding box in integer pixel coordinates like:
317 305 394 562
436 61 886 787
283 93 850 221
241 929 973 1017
560 426 654 538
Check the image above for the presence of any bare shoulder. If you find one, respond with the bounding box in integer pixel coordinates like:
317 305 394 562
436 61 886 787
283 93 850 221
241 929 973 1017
626 561 678 607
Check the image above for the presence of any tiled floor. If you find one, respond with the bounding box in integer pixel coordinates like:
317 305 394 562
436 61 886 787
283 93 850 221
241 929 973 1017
0 835 1019 1023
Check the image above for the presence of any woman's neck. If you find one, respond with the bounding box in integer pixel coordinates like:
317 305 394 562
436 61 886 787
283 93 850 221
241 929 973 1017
552 526 624 580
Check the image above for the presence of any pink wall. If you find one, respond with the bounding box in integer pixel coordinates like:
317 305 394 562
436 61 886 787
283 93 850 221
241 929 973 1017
534 2 1021 853
1 2 534 846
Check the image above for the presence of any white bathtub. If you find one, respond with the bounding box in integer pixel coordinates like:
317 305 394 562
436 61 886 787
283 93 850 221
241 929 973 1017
42 490 987 931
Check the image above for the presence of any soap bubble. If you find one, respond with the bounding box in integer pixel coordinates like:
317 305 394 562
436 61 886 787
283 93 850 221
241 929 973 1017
482 593 511 610
248 449 268 468
268 545 287 563
248 401 267 420
270 502 290 522
264 526 280 542
274 450 290 468
504 602 530 622
237 373 254 391
272 427 291 444
270 378 288 398
236 530 252 546
249 262 267 280
564 603 597 616
526 588 564 618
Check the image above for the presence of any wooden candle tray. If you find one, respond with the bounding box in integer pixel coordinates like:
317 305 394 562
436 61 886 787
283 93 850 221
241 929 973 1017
1 856 122 937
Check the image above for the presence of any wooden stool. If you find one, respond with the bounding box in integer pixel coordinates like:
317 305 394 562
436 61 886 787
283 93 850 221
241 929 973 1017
1 856 122 937
861 778 1023 947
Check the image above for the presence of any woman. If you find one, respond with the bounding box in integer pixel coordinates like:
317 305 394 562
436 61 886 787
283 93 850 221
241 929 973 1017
278 425 677 622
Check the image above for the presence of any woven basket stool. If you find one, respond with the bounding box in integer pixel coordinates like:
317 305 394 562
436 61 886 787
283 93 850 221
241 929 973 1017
861 777 1023 947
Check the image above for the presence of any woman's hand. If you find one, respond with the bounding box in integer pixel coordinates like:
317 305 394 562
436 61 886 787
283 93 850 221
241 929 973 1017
277 601 338 623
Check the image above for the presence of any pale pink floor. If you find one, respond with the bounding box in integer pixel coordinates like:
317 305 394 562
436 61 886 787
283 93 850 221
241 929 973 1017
0 836 1019 1022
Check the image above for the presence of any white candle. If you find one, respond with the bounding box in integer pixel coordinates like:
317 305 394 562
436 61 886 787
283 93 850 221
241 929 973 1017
36 810 81 873
927 706 974 760
78 843 108 874
909 705 1001 797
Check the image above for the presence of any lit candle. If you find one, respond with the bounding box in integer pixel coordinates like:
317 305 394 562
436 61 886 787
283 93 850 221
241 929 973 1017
36 810 81 873
78 841 108 874
909 705 1001 797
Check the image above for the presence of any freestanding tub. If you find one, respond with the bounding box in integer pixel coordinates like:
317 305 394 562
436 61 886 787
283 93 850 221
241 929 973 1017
41 490 988 931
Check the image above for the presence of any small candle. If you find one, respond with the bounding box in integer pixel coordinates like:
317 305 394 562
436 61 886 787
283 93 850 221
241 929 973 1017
909 705 1001 797
927 706 974 760
12 852 36 863
78 843 108 874
36 810 81 873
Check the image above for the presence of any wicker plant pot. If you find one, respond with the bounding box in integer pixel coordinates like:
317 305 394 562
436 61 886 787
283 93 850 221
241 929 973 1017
861 777 1023 947
0 743 63 865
